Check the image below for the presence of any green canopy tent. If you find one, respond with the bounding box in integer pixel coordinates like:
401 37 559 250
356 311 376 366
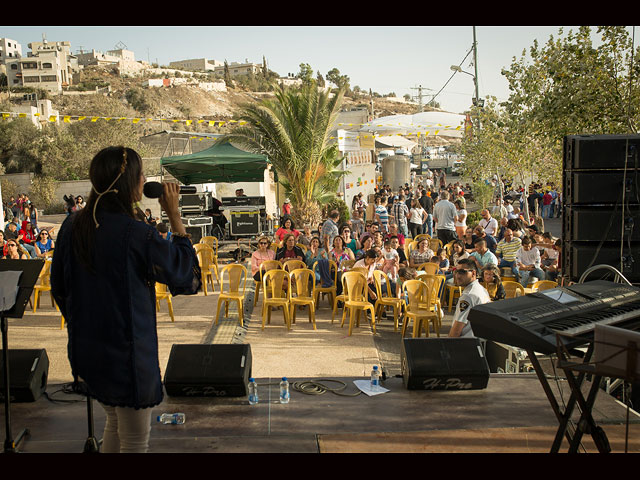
160 141 271 185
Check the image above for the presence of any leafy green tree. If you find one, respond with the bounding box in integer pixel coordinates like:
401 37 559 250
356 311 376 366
218 84 346 226
326 68 350 91
297 63 314 86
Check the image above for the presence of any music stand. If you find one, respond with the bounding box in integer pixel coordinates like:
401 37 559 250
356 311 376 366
0 259 45 453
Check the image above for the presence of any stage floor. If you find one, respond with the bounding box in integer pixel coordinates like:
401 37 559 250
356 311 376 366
5 375 640 453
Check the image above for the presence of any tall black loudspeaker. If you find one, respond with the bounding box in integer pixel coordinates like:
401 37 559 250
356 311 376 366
562 134 640 284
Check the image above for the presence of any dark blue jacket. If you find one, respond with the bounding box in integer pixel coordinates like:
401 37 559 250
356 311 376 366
51 211 200 409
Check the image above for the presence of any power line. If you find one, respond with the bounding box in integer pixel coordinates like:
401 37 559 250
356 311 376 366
429 46 474 106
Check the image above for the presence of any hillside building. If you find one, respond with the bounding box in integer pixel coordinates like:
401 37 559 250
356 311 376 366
169 58 223 72
5 37 79 93
0 37 23 74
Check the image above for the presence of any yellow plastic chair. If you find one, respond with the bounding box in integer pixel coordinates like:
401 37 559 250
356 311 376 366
312 260 338 309
417 274 445 335
413 234 430 243
350 267 370 276
289 268 317 329
262 269 291 330
33 260 56 313
402 280 439 338
429 238 443 252
282 259 306 273
340 271 376 336
418 263 439 276
504 281 525 298
254 260 282 306
373 270 405 332
216 264 248 327
445 240 456 258
296 243 308 253
342 259 356 270
155 282 175 322
200 236 220 284
531 280 558 292
444 282 462 312
194 243 216 295
406 240 418 259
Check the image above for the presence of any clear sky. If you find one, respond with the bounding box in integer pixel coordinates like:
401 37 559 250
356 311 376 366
1 25 633 115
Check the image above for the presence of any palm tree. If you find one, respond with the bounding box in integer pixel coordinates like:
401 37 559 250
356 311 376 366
218 83 346 226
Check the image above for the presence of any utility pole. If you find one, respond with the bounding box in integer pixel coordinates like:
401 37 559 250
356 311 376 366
410 85 435 112
472 26 480 107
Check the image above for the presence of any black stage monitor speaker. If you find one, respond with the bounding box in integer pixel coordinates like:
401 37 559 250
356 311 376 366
401 338 489 391
164 344 252 397
0 349 49 402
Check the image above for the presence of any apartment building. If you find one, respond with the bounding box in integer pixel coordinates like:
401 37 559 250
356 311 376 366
169 58 223 71
0 37 23 74
213 61 262 77
5 38 79 93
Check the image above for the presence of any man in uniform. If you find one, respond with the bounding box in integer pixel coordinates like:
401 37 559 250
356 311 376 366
448 258 491 338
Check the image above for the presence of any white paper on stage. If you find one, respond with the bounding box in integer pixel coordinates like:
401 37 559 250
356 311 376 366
0 271 22 312
353 379 390 396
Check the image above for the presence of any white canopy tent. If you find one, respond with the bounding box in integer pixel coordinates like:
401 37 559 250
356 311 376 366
361 111 467 138
374 135 418 150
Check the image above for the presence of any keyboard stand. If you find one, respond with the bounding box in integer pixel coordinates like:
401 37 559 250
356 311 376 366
527 339 611 453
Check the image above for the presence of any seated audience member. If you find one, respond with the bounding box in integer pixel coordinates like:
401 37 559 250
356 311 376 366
541 238 561 282
156 222 172 241
276 233 305 262
251 235 276 282
515 236 546 286
409 238 434 268
275 217 300 244
469 239 498 270
34 229 55 257
389 235 407 266
481 264 506 301
3 239 29 259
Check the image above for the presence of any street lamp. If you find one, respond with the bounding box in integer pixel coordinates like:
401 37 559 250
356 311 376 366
450 65 483 107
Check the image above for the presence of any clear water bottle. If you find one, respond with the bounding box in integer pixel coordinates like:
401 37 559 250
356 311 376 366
248 378 259 405
279 377 290 404
157 413 185 425
370 365 380 391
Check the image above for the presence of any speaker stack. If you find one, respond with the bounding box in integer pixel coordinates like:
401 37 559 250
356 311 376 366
562 134 640 284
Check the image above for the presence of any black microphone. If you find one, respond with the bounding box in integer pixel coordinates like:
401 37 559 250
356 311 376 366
143 181 197 199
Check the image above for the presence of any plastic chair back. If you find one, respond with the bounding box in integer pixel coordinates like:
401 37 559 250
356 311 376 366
221 264 247 294
263 269 290 300
289 268 315 298
403 280 430 309
429 238 443 252
200 236 219 254
532 280 557 292
372 270 393 300
418 263 439 275
194 243 215 268
341 271 367 302
283 259 306 273
504 281 525 298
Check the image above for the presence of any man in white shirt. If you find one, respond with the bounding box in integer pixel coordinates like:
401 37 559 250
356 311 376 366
448 258 491 338
515 236 546 286
478 209 499 237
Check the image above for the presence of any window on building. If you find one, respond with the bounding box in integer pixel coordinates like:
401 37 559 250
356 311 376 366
10 63 17 70
42 62 53 69
23 62 37 69
24 76 40 83
41 75 57 82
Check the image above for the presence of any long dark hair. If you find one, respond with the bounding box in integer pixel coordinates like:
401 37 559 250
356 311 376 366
72 146 143 272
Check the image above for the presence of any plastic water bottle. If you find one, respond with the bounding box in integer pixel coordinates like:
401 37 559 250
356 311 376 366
279 377 290 404
248 378 259 405
157 413 185 425
371 365 380 391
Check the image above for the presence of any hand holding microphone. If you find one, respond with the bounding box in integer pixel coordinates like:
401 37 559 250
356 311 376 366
143 181 189 237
